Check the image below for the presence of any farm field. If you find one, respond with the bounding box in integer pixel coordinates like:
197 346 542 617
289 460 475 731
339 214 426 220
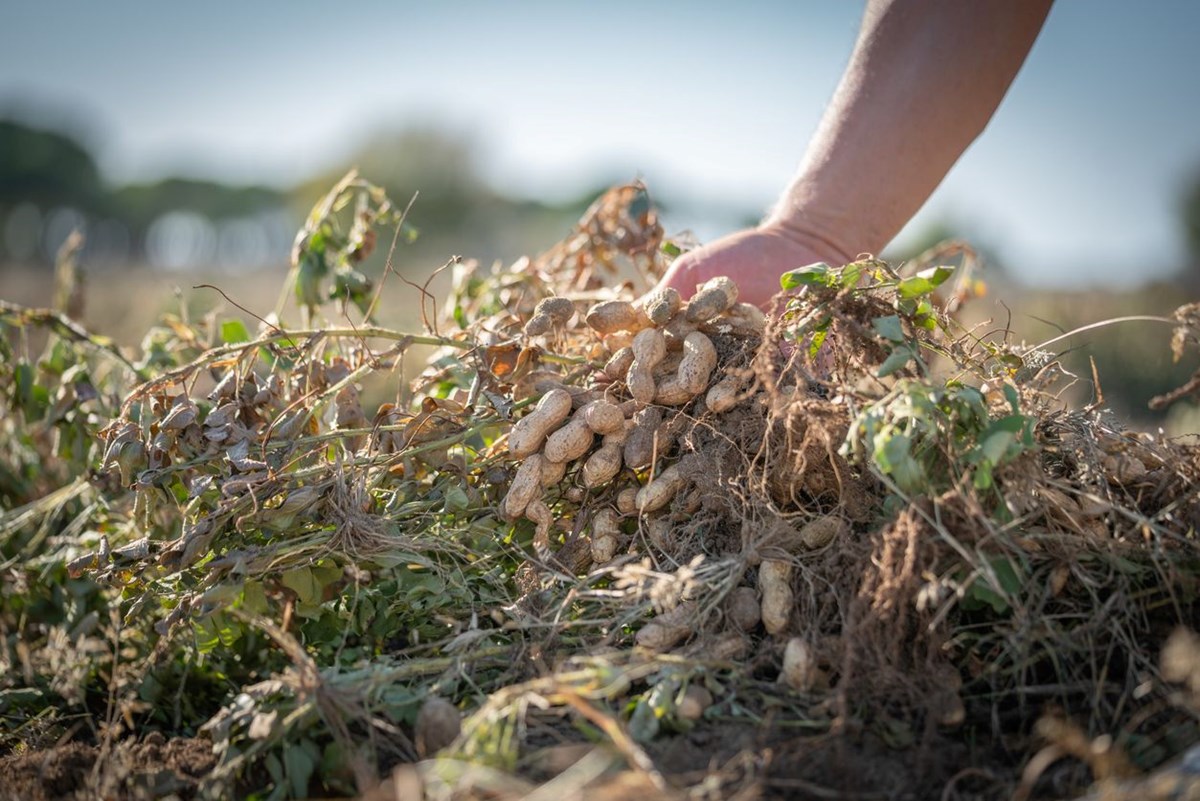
2 177 1199 801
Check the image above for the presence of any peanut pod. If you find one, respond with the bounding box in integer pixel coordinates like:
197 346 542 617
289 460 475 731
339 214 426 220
635 600 697 651
780 637 817 691
508 389 572 458
655 332 717 405
604 347 634 381
759 558 794 635
662 313 699 349
502 453 544 521
616 487 639 515
677 685 713 721
525 498 554 551
582 433 624 488
641 286 682 326
636 464 686 513
543 417 595 463
590 507 622 563
585 300 645 335
726 586 762 632
705 372 744 413
799 515 848 549
718 302 766 334
540 458 567 487
523 297 574 337
623 407 663 470
686 275 738 322
582 400 625 436
628 328 667 405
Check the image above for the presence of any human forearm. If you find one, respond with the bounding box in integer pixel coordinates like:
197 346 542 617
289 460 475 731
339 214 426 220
766 0 1053 258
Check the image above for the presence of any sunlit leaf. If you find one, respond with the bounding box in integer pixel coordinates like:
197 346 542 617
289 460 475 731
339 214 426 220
780 262 834 290
897 266 955 300
808 328 829 360
221 319 250 344
840 261 864 288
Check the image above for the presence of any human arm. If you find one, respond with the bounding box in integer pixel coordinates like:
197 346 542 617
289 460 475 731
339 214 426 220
655 0 1053 308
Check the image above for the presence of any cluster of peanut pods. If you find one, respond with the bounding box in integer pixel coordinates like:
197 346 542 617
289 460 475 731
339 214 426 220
500 277 765 560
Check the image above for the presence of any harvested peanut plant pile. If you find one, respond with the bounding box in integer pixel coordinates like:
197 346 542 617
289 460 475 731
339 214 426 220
2 175 1200 801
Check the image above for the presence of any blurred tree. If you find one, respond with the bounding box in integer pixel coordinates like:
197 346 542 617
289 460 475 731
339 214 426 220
293 128 490 226
291 127 582 273
0 119 106 213
112 178 284 234
1183 167 1200 277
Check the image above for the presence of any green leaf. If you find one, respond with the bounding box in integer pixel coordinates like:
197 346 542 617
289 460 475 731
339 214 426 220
876 432 925 493
15 362 50 421
780 262 834 290
896 265 955 300
311 562 343 589
877 345 914 377
979 429 1017 467
42 339 75 375
442 483 470 512
241 580 270 614
963 556 1022 614
281 567 321 605
808 328 829 360
660 241 682 257
999 353 1025 374
840 261 864 288
194 617 220 653
1002 383 1021 414
628 697 660 742
0 687 44 711
332 267 373 314
976 414 1031 468
220 319 250 344
872 315 905 343
295 251 327 310
284 742 316 799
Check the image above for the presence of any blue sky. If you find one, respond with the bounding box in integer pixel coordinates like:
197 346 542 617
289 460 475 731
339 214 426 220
3 1 1199 285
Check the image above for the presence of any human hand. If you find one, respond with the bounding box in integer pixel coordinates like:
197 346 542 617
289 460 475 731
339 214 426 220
650 222 850 311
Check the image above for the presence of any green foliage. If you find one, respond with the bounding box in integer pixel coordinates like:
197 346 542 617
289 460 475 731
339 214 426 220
290 171 415 320
778 258 954 371
843 379 1035 496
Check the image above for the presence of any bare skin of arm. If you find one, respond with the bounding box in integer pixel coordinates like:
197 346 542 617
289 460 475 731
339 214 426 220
655 0 1053 309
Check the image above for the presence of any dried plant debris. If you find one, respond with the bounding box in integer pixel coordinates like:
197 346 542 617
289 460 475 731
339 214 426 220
1 174 1199 801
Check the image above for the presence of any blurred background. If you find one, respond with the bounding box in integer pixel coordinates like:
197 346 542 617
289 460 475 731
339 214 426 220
1 1 1199 430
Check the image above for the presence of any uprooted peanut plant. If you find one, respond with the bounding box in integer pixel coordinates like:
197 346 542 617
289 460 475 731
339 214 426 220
2 174 1200 800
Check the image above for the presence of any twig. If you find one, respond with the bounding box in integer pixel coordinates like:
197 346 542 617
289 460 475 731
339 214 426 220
0 300 143 377
193 283 298 349
364 190 419 321
1031 315 1176 352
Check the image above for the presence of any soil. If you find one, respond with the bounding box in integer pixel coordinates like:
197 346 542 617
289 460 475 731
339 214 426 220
0 724 983 801
0 736 216 801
